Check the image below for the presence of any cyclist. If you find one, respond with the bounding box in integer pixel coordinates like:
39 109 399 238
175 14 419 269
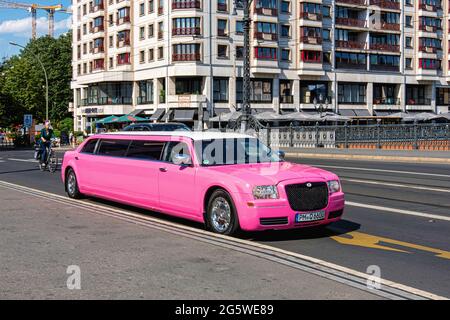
39 120 54 167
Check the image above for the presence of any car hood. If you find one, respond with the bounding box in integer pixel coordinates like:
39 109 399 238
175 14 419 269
205 161 338 191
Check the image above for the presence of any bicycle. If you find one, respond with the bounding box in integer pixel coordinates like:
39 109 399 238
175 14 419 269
38 139 58 173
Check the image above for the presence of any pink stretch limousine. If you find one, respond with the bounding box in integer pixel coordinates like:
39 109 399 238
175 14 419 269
61 132 344 235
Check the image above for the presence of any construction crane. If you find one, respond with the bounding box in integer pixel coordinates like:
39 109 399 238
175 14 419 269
0 1 71 39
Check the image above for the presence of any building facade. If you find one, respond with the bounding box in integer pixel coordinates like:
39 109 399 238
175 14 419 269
71 0 450 131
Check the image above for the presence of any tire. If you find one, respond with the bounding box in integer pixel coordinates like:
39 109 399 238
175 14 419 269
206 189 240 235
66 168 82 199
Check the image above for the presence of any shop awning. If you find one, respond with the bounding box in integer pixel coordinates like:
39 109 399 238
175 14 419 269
149 108 165 121
128 109 146 117
339 109 356 117
213 108 231 116
173 109 196 121
160 109 173 122
97 115 119 124
116 114 147 123
339 109 371 117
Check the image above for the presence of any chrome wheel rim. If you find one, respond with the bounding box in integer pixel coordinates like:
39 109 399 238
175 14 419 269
67 172 76 195
211 197 231 232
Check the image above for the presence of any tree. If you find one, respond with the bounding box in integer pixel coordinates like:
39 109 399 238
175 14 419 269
0 32 72 128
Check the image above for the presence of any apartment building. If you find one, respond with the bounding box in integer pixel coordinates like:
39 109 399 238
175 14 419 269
71 0 450 131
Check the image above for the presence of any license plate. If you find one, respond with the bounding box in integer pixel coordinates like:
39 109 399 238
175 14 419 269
295 211 325 223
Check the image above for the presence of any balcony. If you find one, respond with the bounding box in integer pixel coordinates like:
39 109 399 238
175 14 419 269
254 32 277 41
336 62 366 70
419 25 440 32
117 38 130 47
419 46 440 54
337 0 366 5
218 29 228 37
373 98 400 105
158 6 164 15
336 17 366 28
82 97 132 106
117 16 130 25
381 22 400 31
172 27 201 36
370 65 399 72
90 2 104 13
370 0 400 10
299 12 322 21
92 59 105 71
280 95 294 104
370 43 400 52
90 25 104 33
336 40 366 50
301 36 322 45
172 53 201 61
419 3 441 12
92 45 105 54
137 96 153 105
172 1 201 9
406 98 431 105
255 7 277 16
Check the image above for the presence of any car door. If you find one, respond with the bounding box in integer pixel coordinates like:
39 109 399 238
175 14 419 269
157 139 198 217
74 138 100 192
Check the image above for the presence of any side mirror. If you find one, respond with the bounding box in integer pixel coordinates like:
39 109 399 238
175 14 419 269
172 153 192 166
276 150 285 160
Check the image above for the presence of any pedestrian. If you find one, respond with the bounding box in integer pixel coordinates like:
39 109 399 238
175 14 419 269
69 131 74 147
39 120 54 166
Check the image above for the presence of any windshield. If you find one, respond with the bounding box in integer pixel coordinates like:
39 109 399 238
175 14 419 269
194 138 282 166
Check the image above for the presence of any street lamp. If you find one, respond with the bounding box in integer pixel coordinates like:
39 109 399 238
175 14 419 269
10 42 49 121
233 0 253 132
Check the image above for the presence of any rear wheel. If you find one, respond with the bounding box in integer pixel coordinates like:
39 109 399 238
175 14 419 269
66 169 82 199
206 190 240 235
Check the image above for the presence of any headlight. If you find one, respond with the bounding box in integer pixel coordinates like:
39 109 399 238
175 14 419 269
253 185 279 199
327 180 341 193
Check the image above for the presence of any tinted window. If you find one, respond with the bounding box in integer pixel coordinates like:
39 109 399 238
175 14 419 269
126 140 164 160
97 139 130 157
81 139 98 153
162 141 191 164
153 124 190 131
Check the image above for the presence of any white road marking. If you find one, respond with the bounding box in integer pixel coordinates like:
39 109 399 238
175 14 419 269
342 178 450 193
7 158 37 162
0 179 447 300
347 201 450 222
315 165 450 178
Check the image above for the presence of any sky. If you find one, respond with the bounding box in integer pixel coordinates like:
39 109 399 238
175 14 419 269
0 0 72 60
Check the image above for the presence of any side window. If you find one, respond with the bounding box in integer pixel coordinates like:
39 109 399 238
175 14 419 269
126 140 165 160
97 139 130 157
162 141 192 165
81 139 98 154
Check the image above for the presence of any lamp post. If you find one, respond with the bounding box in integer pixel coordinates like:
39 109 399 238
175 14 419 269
10 42 49 121
233 0 253 132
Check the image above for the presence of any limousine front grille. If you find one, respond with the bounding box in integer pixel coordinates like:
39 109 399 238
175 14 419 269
285 182 328 212
260 217 289 226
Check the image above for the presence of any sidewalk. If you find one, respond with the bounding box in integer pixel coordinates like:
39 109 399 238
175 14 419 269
0 185 380 300
282 147 450 164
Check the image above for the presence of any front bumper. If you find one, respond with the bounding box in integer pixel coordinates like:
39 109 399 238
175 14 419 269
234 192 345 231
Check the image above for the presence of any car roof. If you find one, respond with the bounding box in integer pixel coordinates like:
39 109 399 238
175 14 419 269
100 131 254 141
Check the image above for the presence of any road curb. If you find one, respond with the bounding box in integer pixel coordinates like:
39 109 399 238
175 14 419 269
284 152 450 165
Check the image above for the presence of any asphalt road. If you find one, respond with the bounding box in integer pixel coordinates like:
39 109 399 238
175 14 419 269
0 149 449 298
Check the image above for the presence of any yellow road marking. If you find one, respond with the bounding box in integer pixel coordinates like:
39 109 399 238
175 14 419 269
331 232 450 260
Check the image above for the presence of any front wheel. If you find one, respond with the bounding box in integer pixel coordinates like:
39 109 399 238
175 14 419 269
66 169 82 199
206 190 240 235
48 151 58 173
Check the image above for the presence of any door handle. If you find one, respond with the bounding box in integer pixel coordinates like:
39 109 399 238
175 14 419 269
159 167 167 172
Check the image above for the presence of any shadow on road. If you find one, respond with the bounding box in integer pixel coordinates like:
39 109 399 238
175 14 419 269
0 168 41 175
83 196 360 241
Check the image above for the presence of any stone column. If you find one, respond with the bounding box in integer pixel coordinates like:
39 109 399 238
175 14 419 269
366 82 373 114
293 79 300 111
273 78 280 113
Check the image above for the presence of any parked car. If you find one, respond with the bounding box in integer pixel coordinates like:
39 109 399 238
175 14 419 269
61 132 344 235
122 122 191 132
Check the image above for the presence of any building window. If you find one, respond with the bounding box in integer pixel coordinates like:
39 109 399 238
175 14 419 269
405 16 413 27
139 50 145 63
281 25 290 38
213 78 228 102
218 19 228 37
148 0 154 13
172 18 201 35
175 77 202 95
173 43 201 61
109 57 113 69
83 24 87 35
83 43 87 54
370 54 400 72
109 35 113 47
109 14 113 26
335 52 367 69
158 0 164 14
323 52 331 64
281 1 290 13
338 83 366 104
236 78 273 103
322 6 330 18
236 46 244 59
117 52 131 65
149 49 154 61
148 24 154 37
406 85 428 105
281 49 290 61
218 45 228 59
405 37 412 48
255 47 277 60
322 29 330 41
139 2 145 16
139 26 145 40
405 58 412 69
158 21 164 39
217 0 227 12
418 58 441 70
158 46 164 59
301 50 321 63
236 21 244 34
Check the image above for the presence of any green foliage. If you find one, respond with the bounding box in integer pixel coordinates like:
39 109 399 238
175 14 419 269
57 117 74 133
0 32 72 127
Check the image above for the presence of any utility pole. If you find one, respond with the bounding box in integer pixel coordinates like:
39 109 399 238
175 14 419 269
10 42 49 121
234 0 253 132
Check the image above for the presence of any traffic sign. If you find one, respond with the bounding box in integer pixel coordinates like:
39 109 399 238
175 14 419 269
24 114 33 128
